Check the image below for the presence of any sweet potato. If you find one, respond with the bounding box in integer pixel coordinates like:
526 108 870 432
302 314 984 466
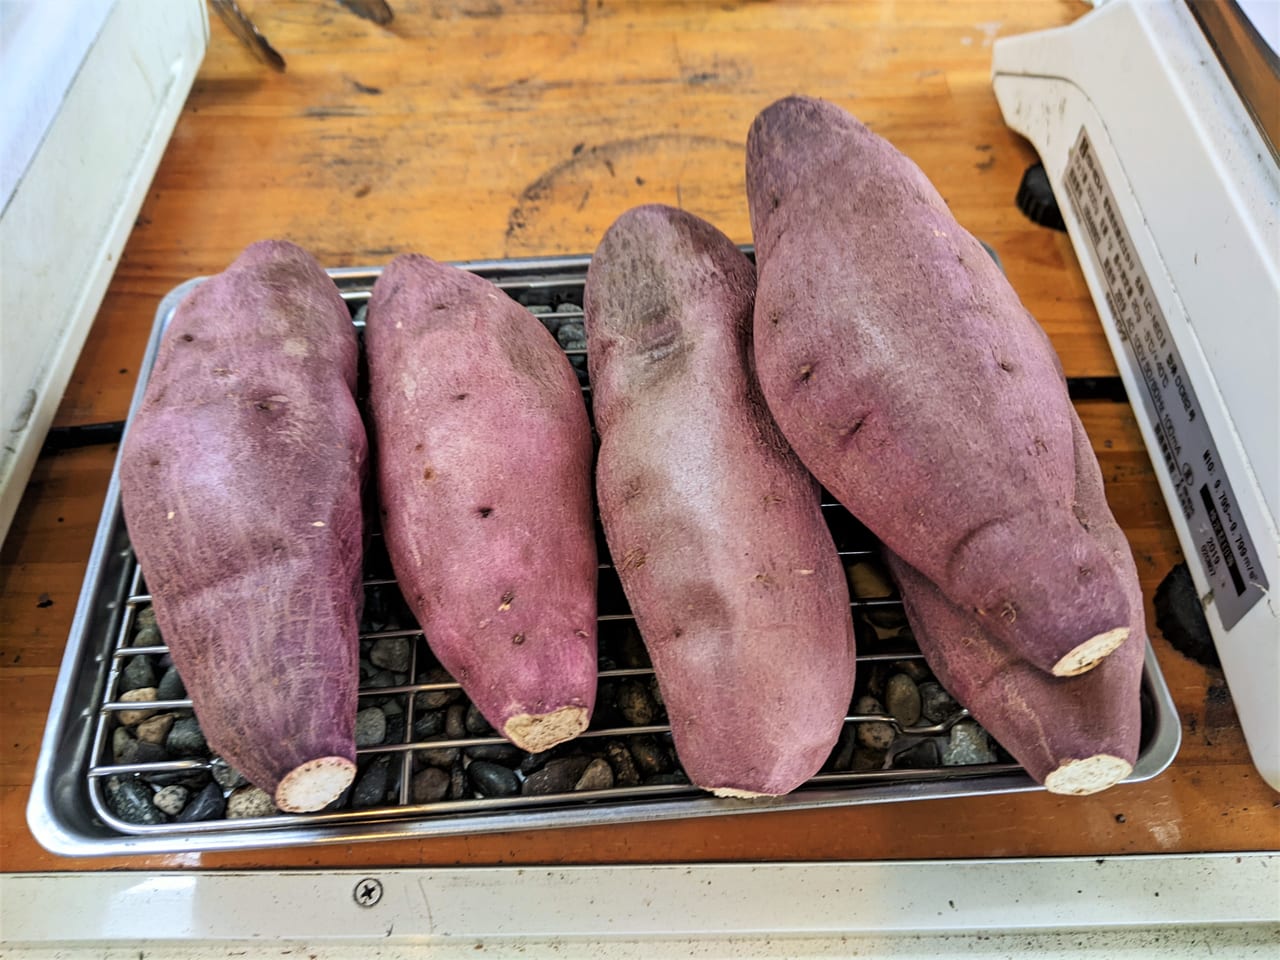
585 204 857 797
885 409 1144 795
746 94 1129 677
365 254 597 753
119 240 366 813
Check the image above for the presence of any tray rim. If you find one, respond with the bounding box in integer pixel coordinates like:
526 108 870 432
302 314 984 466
26 255 1183 858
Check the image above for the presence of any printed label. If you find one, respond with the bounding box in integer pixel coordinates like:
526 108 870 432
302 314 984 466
1062 127 1267 629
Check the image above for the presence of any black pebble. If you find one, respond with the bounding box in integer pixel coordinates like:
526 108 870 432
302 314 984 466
466 742 524 765
521 757 591 796
615 627 650 668
892 659 932 683
555 320 585 348
449 757 468 800
176 782 227 822
414 669 462 709
918 682 961 725
412 710 445 741
889 738 942 770
606 741 641 786
323 781 355 812
592 680 621 727
385 755 403 803
156 665 186 701
360 585 392 632
416 736 459 768
107 777 166 824
616 680 656 726
352 756 391 808
210 759 247 790
464 703 494 736
119 656 157 693
629 736 670 777
520 750 555 775
118 739 169 765
412 766 450 803
864 664 890 700
384 712 406 745
366 669 400 689
468 760 520 797
445 704 467 740
643 772 689 786
166 717 208 757
824 724 858 772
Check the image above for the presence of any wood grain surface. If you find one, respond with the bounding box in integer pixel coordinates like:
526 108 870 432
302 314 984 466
3 0 1276 872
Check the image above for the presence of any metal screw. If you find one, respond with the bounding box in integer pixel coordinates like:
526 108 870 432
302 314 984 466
353 877 383 907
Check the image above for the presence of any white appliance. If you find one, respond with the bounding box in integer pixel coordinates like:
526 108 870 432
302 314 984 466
0 0 208 543
992 0 1280 790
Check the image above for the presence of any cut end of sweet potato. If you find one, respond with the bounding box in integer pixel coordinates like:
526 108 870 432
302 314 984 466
1052 626 1130 677
503 706 589 753
1043 754 1133 795
710 786 773 799
274 756 357 812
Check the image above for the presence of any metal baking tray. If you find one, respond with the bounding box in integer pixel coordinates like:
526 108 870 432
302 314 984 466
27 254 1182 856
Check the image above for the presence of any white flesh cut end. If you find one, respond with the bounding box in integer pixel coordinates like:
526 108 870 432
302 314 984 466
1052 626 1130 677
503 706 589 753
1043 754 1133 796
274 756 357 812
710 786 774 799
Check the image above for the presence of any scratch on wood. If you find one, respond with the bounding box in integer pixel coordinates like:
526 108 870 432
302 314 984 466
480 77 577 100
432 0 503 18
503 133 740 255
347 77 383 95
302 105 372 119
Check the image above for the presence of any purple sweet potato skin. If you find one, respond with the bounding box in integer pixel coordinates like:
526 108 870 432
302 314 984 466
885 409 1144 788
585 204 857 797
365 254 597 741
119 240 365 797
746 95 1128 675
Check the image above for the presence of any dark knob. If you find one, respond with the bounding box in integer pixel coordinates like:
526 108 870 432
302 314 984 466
1016 162 1067 232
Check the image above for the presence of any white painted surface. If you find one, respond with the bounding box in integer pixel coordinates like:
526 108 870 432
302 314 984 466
2 927 1278 960
0 0 207 544
0 855 1276 952
0 0 116 207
